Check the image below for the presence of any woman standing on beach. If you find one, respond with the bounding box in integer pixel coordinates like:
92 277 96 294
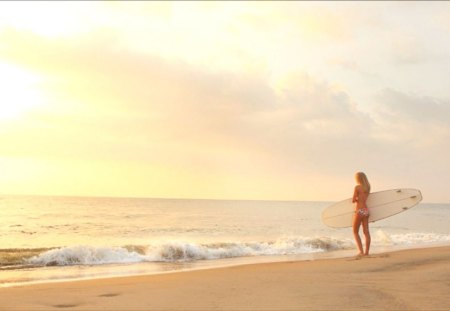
352 172 371 256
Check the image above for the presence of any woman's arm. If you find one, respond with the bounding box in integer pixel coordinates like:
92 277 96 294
352 186 359 203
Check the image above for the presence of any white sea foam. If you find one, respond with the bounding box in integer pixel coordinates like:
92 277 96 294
145 236 352 262
376 230 450 246
27 246 144 266
26 236 351 266
24 232 450 267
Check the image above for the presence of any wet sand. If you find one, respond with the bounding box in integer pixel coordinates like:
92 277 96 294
0 246 449 310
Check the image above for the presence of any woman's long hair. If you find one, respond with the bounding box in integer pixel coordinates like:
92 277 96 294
356 172 371 193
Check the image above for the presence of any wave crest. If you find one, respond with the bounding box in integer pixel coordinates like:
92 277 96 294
27 246 143 266
26 236 349 266
24 232 450 267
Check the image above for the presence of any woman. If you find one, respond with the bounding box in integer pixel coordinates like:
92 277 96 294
352 172 371 256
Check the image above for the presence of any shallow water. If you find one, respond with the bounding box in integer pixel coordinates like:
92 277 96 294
0 195 449 286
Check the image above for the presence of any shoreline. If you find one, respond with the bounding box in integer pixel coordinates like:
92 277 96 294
2 242 447 289
0 245 449 310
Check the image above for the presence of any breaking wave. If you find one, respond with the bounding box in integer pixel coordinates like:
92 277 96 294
0 232 445 268
26 236 350 266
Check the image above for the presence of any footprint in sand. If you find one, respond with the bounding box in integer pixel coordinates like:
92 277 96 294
98 293 120 298
347 253 390 261
52 304 79 308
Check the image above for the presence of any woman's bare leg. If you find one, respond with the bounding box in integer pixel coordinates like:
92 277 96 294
362 216 371 255
352 214 364 255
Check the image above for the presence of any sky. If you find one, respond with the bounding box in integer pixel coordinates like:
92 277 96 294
0 1 449 203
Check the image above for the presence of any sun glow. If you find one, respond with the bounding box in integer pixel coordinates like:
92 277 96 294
0 62 44 121
0 2 97 38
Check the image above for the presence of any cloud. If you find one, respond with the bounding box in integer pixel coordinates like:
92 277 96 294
374 89 450 123
0 29 377 197
367 88 450 201
372 89 450 148
1 24 449 201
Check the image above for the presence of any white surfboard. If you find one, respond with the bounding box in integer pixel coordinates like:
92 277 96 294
322 188 422 228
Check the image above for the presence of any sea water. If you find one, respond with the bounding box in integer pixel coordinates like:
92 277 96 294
0 195 449 287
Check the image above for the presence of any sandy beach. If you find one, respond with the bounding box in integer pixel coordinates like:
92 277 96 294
0 246 449 310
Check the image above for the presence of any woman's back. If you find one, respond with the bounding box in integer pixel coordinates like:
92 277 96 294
354 185 369 209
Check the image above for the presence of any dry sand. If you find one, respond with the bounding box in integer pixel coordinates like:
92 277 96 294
0 246 449 310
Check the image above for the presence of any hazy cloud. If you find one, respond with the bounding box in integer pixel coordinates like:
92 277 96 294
0 30 375 195
1 2 449 201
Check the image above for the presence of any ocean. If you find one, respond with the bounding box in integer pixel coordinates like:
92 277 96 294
1 195 449 287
